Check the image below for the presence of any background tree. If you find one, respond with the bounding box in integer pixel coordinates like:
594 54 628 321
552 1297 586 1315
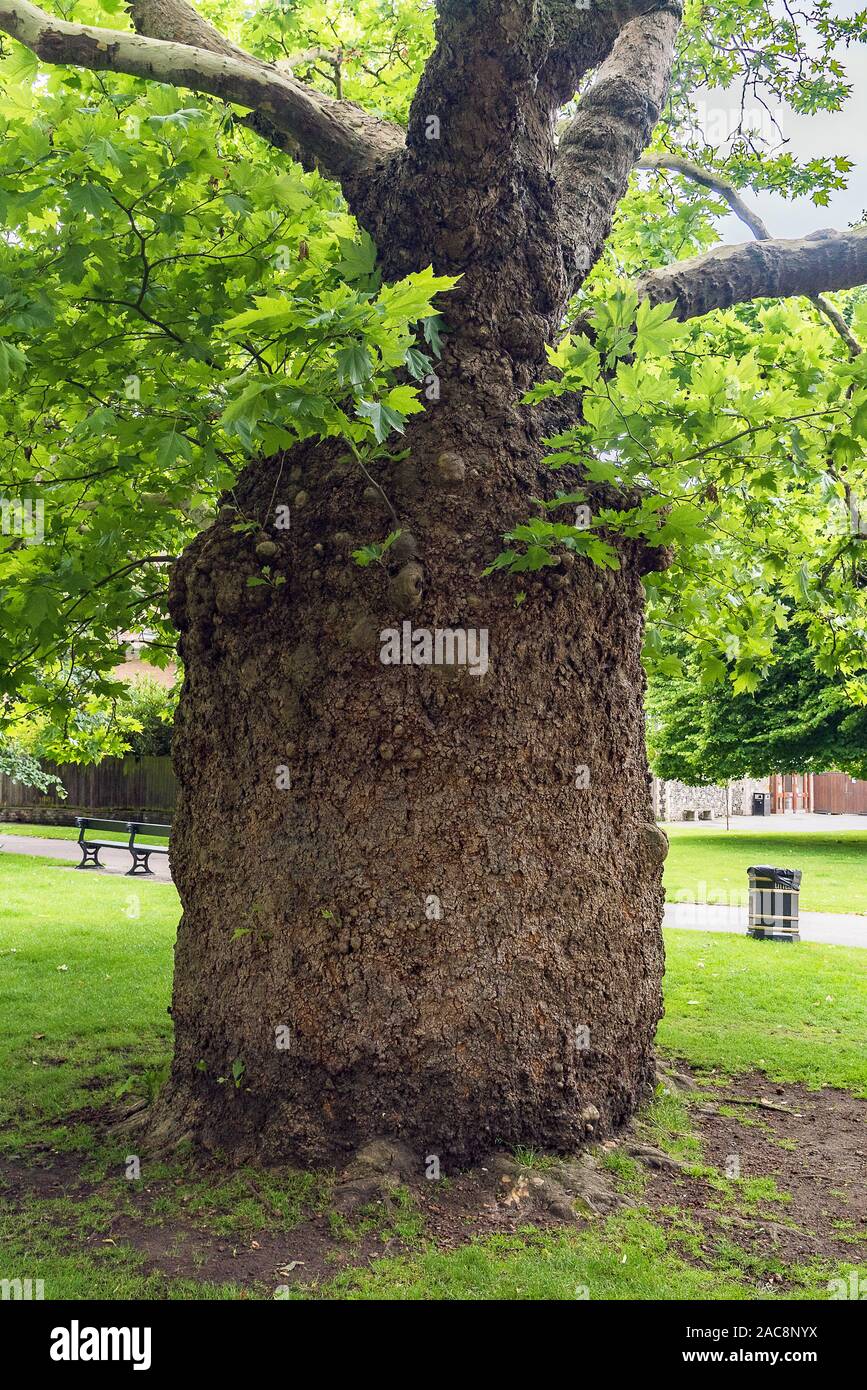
648 623 867 784
3 674 178 762
0 737 66 795
0 0 866 1166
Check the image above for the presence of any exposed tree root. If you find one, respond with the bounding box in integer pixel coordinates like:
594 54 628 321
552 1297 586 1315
695 1097 803 1117
332 1138 417 1215
654 1056 698 1092
620 1140 693 1173
488 1151 633 1222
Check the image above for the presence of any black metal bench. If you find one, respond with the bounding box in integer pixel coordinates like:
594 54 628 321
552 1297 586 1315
75 817 171 876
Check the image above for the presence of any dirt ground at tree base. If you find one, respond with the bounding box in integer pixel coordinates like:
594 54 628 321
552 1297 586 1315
2 1063 865 1296
641 1066 867 1276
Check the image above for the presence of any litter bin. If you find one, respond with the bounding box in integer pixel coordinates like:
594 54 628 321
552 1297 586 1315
747 865 802 943
752 792 771 816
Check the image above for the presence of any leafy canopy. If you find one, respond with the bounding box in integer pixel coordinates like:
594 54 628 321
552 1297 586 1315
0 0 452 742
0 0 865 756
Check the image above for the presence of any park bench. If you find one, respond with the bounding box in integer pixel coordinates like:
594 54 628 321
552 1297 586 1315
75 817 171 876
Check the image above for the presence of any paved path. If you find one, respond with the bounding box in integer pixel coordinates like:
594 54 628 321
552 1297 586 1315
662 813 867 833
664 900 866 948
0 831 173 882
3 832 863 943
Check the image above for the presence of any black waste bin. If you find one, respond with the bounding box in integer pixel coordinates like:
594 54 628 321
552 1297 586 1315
747 865 802 942
752 792 771 816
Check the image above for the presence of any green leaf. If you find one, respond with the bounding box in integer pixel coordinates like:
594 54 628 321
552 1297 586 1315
633 297 684 359
356 397 407 442
423 314 445 357
0 340 28 389
352 530 401 567
335 230 379 283
336 342 374 386
404 346 432 380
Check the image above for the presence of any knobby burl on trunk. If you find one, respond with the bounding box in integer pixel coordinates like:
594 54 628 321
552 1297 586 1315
6 0 865 1166
163 392 668 1163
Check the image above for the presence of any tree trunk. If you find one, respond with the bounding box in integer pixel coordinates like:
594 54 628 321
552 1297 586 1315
153 16 668 1169
157 351 667 1166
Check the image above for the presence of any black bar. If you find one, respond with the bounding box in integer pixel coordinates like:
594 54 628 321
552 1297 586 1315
7 1296 862 1373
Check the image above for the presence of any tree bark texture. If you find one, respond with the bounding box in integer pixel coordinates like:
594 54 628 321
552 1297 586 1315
154 4 671 1165
163 398 667 1166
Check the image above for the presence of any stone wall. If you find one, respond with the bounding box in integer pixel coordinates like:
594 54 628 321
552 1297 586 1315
652 776 771 821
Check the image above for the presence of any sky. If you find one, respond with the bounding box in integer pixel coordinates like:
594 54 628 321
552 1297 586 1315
709 7 867 245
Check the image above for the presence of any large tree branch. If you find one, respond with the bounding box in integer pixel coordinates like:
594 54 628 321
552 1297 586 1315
124 0 246 59
123 0 306 160
636 227 867 323
555 2 682 290
636 154 863 352
0 0 403 192
124 0 246 60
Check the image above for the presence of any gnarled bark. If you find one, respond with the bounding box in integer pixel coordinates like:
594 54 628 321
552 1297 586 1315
160 360 666 1166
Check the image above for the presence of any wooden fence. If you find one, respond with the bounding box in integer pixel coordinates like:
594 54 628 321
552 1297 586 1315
812 771 867 815
0 755 176 824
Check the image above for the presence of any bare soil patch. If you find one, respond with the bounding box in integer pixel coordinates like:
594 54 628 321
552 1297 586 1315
643 1065 867 1271
2 1069 864 1293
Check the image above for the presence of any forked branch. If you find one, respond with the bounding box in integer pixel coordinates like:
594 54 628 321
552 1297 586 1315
0 0 403 191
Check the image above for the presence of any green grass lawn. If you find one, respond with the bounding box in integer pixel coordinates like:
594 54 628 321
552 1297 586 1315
664 826 867 914
0 854 176 1149
660 930 867 1095
0 821 168 844
1 851 865 1301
